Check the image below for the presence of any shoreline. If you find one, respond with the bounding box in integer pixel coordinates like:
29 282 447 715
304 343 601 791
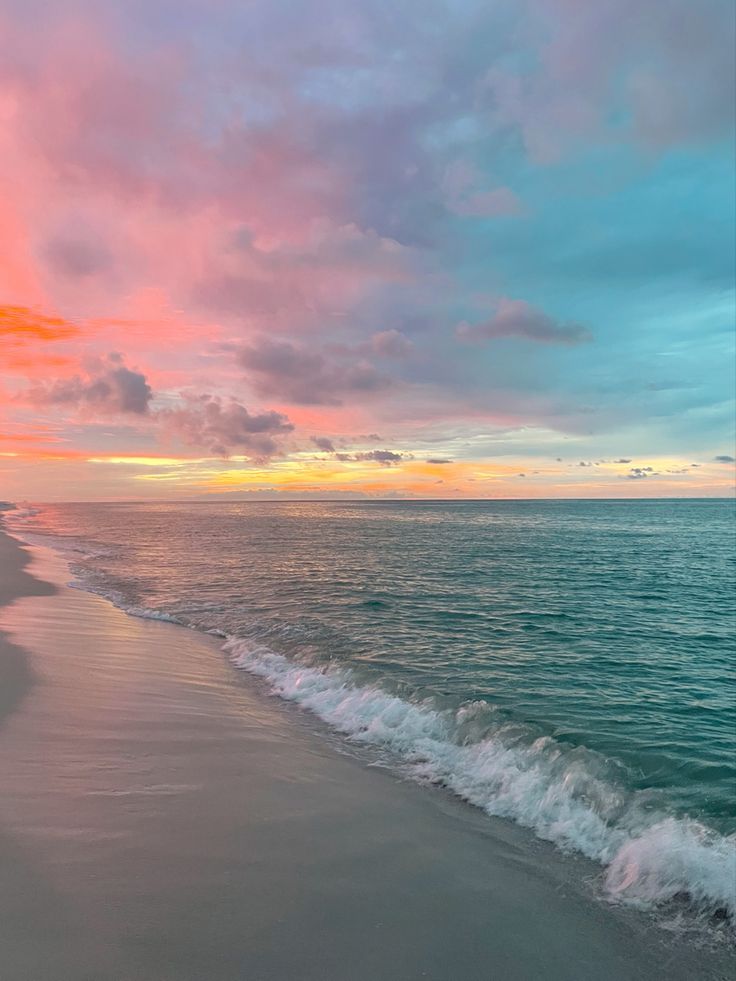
0 527 731 980
0 527 55 724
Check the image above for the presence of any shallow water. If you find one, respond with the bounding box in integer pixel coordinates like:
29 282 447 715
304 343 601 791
8 499 736 919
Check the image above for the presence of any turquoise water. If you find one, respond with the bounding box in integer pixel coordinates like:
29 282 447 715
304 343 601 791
9 500 736 918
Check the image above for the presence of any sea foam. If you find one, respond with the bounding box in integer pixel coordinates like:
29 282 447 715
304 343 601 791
225 636 736 921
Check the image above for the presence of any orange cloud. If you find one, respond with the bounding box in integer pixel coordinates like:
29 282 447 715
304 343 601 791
0 304 81 343
0 430 61 444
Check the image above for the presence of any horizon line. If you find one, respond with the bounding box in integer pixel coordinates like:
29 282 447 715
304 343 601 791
4 496 734 506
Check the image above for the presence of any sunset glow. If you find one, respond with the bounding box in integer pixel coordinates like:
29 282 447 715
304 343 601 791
1 0 733 501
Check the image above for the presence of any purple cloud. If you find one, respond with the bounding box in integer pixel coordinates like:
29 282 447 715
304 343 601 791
371 329 414 358
162 395 293 459
442 161 523 218
457 299 592 346
334 449 410 466
311 436 336 452
43 236 113 278
32 354 152 414
483 0 735 161
238 338 391 405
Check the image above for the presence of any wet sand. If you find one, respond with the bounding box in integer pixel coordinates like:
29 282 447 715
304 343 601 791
0 528 55 722
0 528 731 981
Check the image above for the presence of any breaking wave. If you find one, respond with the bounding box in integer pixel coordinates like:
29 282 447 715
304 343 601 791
225 636 736 922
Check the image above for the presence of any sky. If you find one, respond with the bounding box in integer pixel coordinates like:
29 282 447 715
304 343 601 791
0 0 734 501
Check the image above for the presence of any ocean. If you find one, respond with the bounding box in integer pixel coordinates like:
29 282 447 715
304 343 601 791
7 499 736 923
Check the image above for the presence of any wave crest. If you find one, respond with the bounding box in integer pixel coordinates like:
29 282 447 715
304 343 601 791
225 636 736 921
